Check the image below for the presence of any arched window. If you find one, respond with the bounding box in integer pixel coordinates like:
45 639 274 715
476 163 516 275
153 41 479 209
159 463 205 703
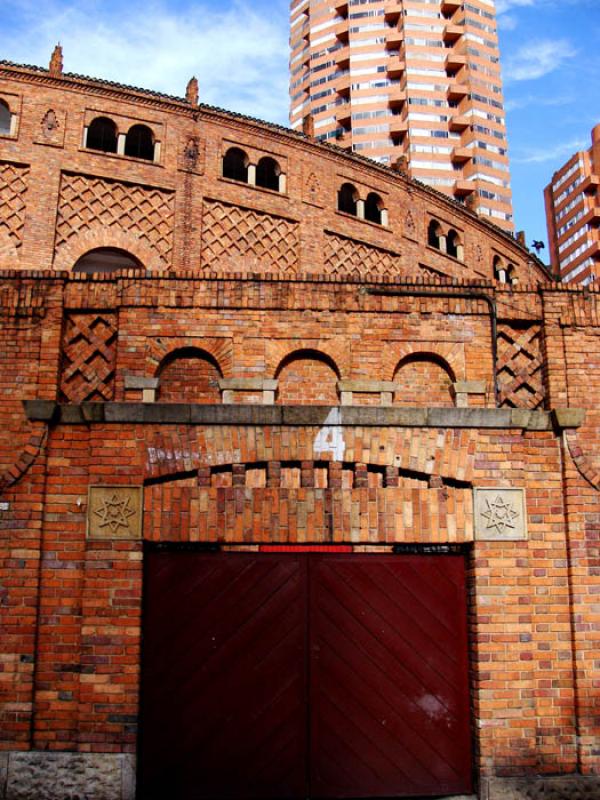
0 100 11 136
338 183 358 216
256 156 280 191
73 248 142 274
446 229 462 259
364 192 383 224
125 124 154 160
223 147 249 183
428 220 442 249
494 255 507 283
86 117 118 153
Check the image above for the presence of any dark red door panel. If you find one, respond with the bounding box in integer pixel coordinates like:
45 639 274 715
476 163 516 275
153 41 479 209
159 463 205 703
139 552 308 799
309 555 472 798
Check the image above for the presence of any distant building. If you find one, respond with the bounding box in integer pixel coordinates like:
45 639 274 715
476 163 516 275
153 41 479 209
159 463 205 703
289 0 514 230
544 123 600 284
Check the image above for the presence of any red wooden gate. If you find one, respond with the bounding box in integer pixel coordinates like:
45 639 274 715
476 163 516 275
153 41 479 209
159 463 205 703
139 551 472 799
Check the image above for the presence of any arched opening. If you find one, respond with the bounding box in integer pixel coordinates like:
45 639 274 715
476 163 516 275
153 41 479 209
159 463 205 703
255 156 280 191
428 220 442 250
364 192 384 225
393 354 455 407
223 147 249 183
446 229 462 259
125 124 155 160
73 248 143 274
86 117 118 153
157 347 222 404
0 100 11 136
338 183 358 216
276 349 340 406
494 255 507 283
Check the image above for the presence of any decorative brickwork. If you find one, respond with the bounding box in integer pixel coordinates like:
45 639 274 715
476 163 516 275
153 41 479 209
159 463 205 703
201 199 299 273
55 173 174 269
59 312 117 402
0 161 28 257
323 230 402 277
497 323 545 409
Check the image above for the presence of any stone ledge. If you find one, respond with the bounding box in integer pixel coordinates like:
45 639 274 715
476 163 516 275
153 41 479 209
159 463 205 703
23 401 562 430
481 775 600 800
219 378 278 391
3 751 135 800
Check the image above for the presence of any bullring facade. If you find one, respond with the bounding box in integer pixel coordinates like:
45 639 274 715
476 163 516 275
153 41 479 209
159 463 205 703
0 56 599 800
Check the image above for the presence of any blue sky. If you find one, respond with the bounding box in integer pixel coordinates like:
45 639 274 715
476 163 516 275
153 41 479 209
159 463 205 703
0 0 598 253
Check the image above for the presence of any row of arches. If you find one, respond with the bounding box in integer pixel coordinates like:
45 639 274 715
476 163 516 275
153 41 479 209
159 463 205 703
493 255 517 285
337 183 387 226
428 220 464 261
84 116 158 161
154 347 457 407
222 147 285 192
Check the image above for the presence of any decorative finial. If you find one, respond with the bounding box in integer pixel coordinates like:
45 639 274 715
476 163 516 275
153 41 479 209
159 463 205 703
302 114 315 139
49 43 63 76
186 77 199 106
392 156 408 176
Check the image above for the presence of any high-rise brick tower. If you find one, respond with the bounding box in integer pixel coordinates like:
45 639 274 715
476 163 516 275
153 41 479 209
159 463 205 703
290 0 514 230
544 123 600 285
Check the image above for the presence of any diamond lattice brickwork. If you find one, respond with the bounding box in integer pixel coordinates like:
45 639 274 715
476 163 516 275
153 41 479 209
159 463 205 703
60 313 117 403
497 323 546 409
201 199 299 273
324 231 402 277
0 161 29 247
55 173 174 262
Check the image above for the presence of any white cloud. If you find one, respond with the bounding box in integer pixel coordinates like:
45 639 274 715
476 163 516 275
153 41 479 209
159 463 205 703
0 0 290 126
504 39 577 81
505 93 575 111
512 137 587 164
496 0 535 12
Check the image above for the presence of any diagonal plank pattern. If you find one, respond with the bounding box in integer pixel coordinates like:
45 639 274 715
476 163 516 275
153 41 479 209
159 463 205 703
140 552 472 799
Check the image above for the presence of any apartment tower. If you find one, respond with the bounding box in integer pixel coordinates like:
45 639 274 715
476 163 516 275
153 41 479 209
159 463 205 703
290 0 514 230
544 123 600 285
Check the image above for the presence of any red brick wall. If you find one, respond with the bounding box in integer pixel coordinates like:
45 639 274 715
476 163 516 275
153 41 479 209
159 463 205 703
158 350 221 403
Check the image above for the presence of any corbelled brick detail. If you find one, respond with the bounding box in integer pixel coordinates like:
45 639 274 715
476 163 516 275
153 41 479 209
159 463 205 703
323 230 402 277
59 312 117 402
497 323 546 409
54 173 174 269
201 199 299 273
0 161 28 261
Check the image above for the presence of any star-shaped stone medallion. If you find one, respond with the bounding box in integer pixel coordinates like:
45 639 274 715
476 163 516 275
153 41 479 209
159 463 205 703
94 492 136 534
480 494 519 535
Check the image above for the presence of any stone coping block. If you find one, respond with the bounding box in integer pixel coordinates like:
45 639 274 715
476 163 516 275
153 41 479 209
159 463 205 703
453 380 487 394
338 380 397 392
123 375 160 390
21 401 583 431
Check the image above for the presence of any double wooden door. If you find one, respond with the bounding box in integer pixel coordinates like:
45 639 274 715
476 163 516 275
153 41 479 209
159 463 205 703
139 551 472 799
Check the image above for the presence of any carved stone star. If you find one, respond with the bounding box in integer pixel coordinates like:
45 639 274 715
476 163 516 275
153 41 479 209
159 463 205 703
481 494 519 535
94 493 136 534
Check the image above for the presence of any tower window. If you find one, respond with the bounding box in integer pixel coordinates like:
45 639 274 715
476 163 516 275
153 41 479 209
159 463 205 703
125 124 155 161
223 147 249 183
0 100 11 136
256 157 281 191
86 117 118 153
338 183 358 216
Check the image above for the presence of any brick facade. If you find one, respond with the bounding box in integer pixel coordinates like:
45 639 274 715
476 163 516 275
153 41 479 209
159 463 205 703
0 60 598 800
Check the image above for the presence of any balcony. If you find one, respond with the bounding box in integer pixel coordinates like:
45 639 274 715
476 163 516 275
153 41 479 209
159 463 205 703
335 72 351 97
384 3 403 23
451 146 472 164
334 20 349 42
443 24 463 44
453 179 475 197
388 88 407 109
385 28 404 49
335 45 350 69
336 103 351 128
449 114 471 132
390 118 408 138
333 0 348 16
387 56 406 78
445 51 467 71
448 82 469 101
582 175 600 195
441 0 461 13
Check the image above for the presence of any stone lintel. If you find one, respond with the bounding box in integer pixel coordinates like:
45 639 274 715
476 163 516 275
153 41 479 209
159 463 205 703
452 380 487 394
23 401 558 430
338 380 397 393
123 375 160 390
551 407 585 429
219 378 278 391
